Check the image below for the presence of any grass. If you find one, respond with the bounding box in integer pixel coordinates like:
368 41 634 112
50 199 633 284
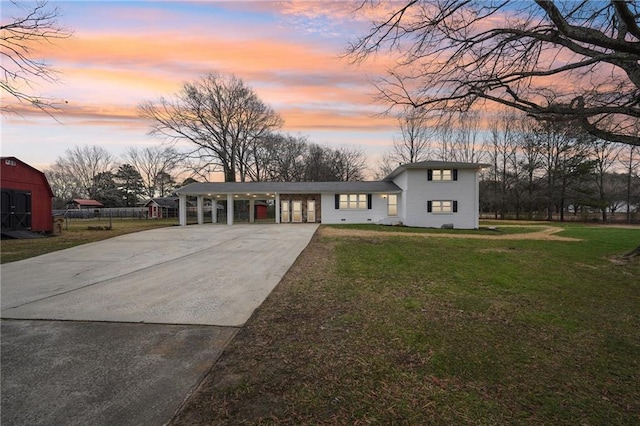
172 222 640 425
328 222 548 235
0 218 177 264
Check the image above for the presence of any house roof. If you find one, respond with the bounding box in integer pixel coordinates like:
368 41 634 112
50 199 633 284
383 161 490 181
175 181 402 196
69 199 104 207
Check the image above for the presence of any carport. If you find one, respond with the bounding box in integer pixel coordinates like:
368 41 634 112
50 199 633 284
179 191 280 226
175 182 327 226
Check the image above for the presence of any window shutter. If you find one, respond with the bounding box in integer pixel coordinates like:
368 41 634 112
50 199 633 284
453 201 458 212
427 169 433 181
427 201 432 212
335 194 340 209
453 169 458 181
367 194 372 209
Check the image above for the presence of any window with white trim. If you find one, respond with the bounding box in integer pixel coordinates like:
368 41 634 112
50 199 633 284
428 169 458 181
387 194 397 216
338 194 368 209
428 200 458 213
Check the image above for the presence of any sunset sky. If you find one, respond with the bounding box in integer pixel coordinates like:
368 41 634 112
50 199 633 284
1 1 399 177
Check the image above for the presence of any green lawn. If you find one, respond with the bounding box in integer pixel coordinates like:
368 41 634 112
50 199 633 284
328 222 548 235
172 223 640 425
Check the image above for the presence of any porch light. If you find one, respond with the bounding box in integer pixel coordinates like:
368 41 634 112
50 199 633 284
382 194 387 199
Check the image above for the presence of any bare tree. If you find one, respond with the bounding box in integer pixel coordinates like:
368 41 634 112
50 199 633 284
52 145 115 199
435 110 486 162
139 73 283 182
348 1 640 146
374 153 397 180
435 119 456 161
331 146 368 182
254 133 308 182
619 144 640 223
518 118 545 219
487 110 521 218
591 140 623 221
1 0 71 113
535 122 594 221
123 145 182 198
452 111 486 163
44 166 77 208
390 106 434 163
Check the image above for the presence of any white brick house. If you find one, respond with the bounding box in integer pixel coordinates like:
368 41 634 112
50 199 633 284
174 161 488 229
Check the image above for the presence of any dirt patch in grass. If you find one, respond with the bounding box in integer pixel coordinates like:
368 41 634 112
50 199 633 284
320 225 581 241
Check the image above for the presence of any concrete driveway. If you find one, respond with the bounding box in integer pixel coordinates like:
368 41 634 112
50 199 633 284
1 223 318 425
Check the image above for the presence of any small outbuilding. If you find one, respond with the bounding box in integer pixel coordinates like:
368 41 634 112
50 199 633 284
145 197 180 218
1 157 54 233
66 199 104 209
254 201 268 220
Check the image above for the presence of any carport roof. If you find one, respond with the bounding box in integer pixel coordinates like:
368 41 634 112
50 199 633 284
175 181 401 195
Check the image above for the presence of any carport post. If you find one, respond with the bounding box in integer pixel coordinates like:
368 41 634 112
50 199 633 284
197 196 204 225
212 199 217 223
178 194 187 226
275 193 280 223
227 194 234 225
249 199 255 223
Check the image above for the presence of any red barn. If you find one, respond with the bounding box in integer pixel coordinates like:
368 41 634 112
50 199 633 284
1 157 54 233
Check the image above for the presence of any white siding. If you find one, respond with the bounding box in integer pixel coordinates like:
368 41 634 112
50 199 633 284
393 171 409 224
320 193 390 224
393 168 479 229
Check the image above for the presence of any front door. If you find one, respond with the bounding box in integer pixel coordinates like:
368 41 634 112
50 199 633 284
292 200 302 222
307 200 316 222
281 200 290 223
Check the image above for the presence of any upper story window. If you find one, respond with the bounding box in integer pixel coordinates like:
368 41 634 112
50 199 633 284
337 194 370 210
428 169 458 181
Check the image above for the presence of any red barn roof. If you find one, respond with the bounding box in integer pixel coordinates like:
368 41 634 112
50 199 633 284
70 199 104 207
1 157 53 197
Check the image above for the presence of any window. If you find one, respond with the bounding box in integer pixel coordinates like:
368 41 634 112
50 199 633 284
428 200 458 213
336 194 370 210
387 194 398 216
428 169 458 181
281 200 290 222
292 200 302 222
307 200 316 222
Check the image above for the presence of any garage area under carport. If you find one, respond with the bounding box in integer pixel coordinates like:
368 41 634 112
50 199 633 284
176 181 330 226
181 192 322 225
